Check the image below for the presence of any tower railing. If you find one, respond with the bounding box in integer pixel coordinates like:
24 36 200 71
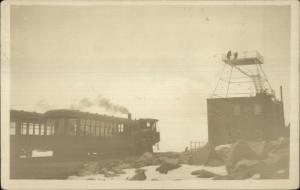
221 50 264 65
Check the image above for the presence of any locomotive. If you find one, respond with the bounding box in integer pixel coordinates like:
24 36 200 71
10 109 160 159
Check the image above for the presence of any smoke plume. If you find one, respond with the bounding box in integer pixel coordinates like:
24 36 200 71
70 95 129 114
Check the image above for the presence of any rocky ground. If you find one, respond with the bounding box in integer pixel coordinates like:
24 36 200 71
67 137 289 180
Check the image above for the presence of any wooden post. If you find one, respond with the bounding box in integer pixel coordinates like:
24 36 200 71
280 86 283 102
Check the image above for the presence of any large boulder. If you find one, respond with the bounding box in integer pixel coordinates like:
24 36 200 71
77 162 100 176
189 143 219 165
156 152 180 159
136 152 158 167
260 146 289 179
247 140 268 158
178 152 192 164
269 137 289 149
226 140 260 174
156 158 181 174
111 166 126 174
215 144 232 164
230 159 271 180
101 168 119 177
104 171 118 177
114 163 133 170
266 169 289 179
191 169 220 178
130 169 147 181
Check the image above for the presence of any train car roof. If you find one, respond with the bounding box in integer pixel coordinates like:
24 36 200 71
10 109 158 123
44 109 131 122
139 118 159 122
10 110 44 121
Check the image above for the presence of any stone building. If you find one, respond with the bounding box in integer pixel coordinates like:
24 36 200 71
207 93 286 146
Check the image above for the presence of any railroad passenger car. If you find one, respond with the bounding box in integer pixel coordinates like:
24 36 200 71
10 109 160 159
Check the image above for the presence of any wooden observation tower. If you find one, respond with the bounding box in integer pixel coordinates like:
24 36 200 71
211 50 275 98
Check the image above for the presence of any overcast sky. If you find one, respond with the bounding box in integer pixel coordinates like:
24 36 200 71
10 5 291 151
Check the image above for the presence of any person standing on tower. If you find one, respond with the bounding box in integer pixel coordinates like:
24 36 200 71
227 50 232 60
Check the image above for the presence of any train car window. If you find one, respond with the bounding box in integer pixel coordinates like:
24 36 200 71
105 123 108 136
79 119 85 136
100 125 104 136
91 120 96 136
106 123 110 136
28 123 34 135
46 125 51 135
84 126 89 136
106 123 109 136
57 118 65 135
154 122 158 132
67 119 77 136
112 123 117 134
51 126 55 135
96 126 100 136
21 123 27 135
108 123 113 136
118 124 120 132
10 121 16 135
46 120 55 135
74 123 78 136
86 119 90 126
147 122 151 127
40 125 45 135
103 127 106 136
107 125 110 136
34 124 40 135
85 120 91 136
118 124 124 133
107 124 111 137
91 126 95 136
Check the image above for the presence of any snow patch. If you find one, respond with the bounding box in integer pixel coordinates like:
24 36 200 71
68 164 227 181
215 144 231 151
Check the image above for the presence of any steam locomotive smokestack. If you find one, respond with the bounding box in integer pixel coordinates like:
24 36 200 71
128 113 132 120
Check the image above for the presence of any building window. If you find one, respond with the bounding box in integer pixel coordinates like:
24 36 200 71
10 121 16 135
233 105 240 115
254 104 262 115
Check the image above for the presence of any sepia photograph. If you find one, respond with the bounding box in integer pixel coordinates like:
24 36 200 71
1 0 299 189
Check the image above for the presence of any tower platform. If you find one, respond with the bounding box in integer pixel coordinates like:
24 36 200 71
222 51 264 66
